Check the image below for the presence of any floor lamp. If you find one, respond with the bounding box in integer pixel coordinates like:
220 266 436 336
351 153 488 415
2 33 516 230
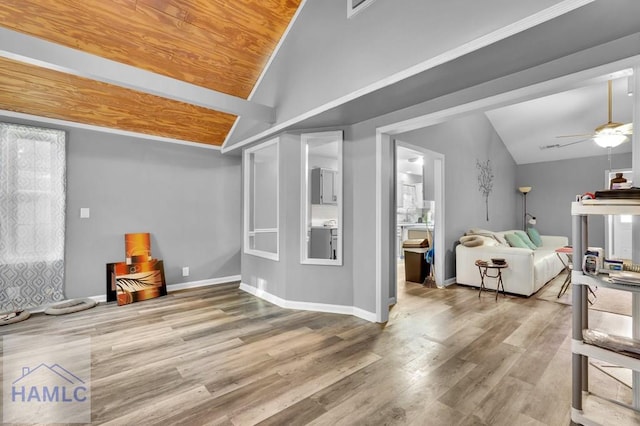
518 186 536 230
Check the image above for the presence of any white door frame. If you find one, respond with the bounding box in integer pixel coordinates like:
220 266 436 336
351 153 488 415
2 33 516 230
374 55 640 323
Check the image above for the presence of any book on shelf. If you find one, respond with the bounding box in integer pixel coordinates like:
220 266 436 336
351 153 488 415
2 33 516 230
595 188 640 199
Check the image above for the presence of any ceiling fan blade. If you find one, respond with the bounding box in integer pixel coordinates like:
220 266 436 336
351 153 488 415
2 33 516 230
540 138 591 150
555 133 595 139
615 123 633 134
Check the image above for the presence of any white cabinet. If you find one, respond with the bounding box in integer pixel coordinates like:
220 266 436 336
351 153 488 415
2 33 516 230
311 168 337 205
571 200 640 425
309 227 338 260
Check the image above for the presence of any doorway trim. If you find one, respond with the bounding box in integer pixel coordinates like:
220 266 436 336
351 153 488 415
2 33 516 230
374 55 640 323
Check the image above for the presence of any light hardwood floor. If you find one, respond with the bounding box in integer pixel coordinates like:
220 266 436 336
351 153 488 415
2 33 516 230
0 274 632 425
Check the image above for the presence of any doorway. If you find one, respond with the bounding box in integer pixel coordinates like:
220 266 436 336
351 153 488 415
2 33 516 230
392 140 444 303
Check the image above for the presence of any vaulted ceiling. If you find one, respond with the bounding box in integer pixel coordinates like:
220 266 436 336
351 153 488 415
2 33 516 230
486 72 634 165
0 0 302 146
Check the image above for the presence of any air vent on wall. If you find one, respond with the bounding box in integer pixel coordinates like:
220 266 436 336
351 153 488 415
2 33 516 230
348 0 377 18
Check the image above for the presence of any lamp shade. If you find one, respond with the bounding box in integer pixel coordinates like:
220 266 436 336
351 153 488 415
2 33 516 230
518 186 532 194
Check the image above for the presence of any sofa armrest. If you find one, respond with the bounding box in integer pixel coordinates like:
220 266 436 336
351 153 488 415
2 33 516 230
540 235 569 248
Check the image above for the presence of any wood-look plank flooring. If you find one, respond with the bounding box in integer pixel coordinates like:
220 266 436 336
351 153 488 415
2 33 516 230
0 272 632 425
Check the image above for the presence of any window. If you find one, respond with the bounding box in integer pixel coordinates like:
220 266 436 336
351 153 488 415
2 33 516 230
620 215 632 224
244 138 279 260
0 123 66 311
0 123 66 263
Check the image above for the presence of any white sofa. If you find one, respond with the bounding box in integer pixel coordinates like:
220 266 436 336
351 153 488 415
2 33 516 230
455 230 568 296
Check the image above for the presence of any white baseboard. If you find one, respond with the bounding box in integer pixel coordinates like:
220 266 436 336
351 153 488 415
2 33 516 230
444 277 456 287
239 283 377 323
25 275 241 313
83 274 242 305
388 297 397 305
87 294 107 303
167 275 241 292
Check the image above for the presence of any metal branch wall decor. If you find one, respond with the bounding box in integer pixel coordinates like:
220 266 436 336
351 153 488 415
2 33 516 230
476 159 494 221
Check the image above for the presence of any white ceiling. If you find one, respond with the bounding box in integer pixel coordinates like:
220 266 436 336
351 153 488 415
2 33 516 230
484 73 633 165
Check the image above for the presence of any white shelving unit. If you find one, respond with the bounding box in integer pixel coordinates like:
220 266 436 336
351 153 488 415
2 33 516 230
571 201 640 425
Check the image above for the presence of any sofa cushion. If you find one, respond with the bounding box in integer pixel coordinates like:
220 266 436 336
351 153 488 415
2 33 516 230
460 235 483 247
505 233 529 248
459 235 499 247
514 230 537 250
527 227 543 247
466 228 508 246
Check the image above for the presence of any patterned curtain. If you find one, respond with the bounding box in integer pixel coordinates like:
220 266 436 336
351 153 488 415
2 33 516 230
0 123 66 311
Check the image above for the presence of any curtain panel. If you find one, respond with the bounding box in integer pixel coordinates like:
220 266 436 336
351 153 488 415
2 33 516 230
0 123 66 311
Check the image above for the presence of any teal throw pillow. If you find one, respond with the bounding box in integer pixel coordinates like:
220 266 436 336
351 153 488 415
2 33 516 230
505 233 529 249
514 230 537 250
527 227 543 247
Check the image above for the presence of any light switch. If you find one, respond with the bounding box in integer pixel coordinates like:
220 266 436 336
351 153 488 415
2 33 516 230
80 208 90 219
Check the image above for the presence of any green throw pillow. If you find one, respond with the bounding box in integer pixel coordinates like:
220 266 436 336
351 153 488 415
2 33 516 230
527 227 543 247
514 230 537 250
505 233 529 249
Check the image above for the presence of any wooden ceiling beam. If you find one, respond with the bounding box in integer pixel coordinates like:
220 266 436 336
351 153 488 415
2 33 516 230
0 56 236 146
0 27 276 123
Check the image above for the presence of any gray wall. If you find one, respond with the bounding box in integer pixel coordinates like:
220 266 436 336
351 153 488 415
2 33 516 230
517 152 632 248
1 115 242 299
241 133 355 306
396 113 519 279
344 126 377 312
247 103 628 317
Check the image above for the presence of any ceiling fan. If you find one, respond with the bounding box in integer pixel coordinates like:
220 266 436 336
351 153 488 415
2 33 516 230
540 80 633 150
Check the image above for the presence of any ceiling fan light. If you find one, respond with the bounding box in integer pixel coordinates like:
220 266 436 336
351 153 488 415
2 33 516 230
593 129 627 148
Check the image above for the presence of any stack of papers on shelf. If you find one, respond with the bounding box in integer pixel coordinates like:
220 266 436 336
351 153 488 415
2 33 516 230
609 271 640 286
583 329 640 359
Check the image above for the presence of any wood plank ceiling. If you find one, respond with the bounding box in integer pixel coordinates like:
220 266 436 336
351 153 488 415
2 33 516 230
0 0 302 146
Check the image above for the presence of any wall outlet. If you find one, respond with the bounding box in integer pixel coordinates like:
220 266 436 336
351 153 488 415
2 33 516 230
80 207 90 219
182 266 189 277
